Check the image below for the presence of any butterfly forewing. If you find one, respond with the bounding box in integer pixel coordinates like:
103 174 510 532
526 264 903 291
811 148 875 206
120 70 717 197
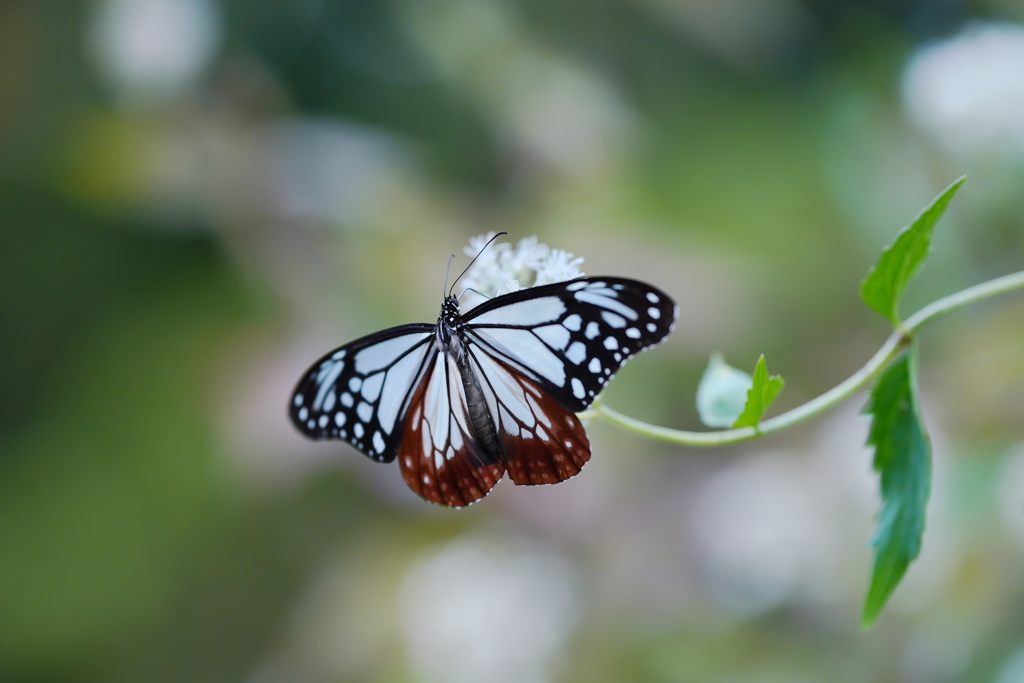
468 348 590 485
397 352 505 506
289 324 435 462
464 277 677 413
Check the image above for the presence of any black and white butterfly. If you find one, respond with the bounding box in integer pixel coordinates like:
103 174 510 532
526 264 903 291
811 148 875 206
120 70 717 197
289 258 677 507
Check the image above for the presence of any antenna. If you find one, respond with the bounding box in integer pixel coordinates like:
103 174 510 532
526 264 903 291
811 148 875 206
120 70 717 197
441 253 455 300
448 232 507 297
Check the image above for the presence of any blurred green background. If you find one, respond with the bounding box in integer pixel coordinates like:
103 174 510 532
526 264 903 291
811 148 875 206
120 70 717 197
2 0 1024 681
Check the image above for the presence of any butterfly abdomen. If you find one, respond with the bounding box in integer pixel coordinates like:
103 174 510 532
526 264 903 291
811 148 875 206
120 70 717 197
459 360 502 463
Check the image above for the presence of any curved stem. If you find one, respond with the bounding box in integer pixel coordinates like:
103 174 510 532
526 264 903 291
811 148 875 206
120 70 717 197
591 270 1024 446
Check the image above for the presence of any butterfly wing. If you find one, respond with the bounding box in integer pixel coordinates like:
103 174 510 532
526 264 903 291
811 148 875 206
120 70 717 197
289 324 435 462
463 277 677 413
465 347 590 486
396 351 505 507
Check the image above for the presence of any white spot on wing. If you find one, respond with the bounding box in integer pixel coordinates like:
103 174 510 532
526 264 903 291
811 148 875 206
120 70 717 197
449 420 464 450
626 328 641 339
421 420 432 457
470 297 565 326
298 407 308 421
373 431 385 453
422 355 450 450
314 360 344 410
361 372 384 402
473 349 536 428
472 328 566 386
527 394 552 427
335 412 346 426
322 390 337 412
648 307 661 319
571 378 585 399
565 341 587 364
500 407 521 436
354 334 430 374
563 314 582 331
601 311 626 328
535 324 570 350
575 290 639 319
377 344 431 431
589 357 601 374
585 321 600 339
603 336 618 350
646 292 660 303
357 402 373 423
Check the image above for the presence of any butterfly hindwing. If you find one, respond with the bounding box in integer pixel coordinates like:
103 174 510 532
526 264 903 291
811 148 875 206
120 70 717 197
397 351 505 507
468 348 591 485
289 324 435 462
464 277 677 413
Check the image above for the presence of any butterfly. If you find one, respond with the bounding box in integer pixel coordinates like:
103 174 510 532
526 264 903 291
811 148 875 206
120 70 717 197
289 253 677 507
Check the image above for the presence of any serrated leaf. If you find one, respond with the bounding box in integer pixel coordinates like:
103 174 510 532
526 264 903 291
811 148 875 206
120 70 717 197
696 353 752 428
861 347 932 627
731 355 784 429
860 176 966 326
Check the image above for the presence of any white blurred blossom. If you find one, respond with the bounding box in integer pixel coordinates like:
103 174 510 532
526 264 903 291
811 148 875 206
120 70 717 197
902 22 1024 157
458 233 584 309
270 119 413 227
400 536 579 683
88 0 220 105
690 451 841 615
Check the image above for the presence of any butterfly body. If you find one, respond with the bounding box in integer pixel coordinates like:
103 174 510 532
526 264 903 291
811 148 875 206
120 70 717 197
290 277 676 507
436 296 503 462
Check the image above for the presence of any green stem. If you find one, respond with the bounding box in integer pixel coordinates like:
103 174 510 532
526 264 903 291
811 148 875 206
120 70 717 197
589 270 1024 446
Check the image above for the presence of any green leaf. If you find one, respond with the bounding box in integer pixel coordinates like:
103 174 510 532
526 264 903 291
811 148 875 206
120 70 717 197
696 353 752 428
731 355 784 429
860 176 966 326
861 347 932 627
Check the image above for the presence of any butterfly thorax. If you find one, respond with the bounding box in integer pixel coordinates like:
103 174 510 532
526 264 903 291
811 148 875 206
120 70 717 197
436 296 466 356
436 296 502 462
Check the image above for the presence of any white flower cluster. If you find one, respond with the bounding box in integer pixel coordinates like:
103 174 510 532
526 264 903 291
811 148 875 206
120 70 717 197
902 22 1024 156
457 232 585 309
400 536 579 683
